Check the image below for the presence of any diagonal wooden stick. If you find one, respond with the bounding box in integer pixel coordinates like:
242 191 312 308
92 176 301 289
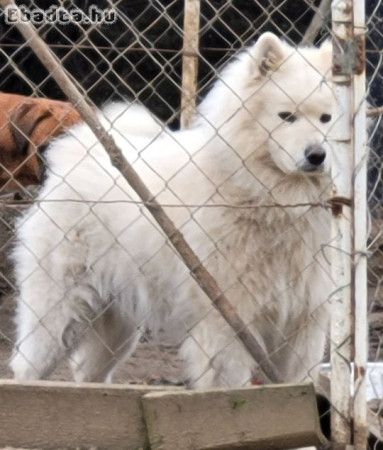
0 0 283 384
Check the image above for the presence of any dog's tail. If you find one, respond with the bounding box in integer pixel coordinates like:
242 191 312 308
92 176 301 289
101 102 166 138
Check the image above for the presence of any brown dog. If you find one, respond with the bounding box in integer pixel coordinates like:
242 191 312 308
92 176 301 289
0 93 82 191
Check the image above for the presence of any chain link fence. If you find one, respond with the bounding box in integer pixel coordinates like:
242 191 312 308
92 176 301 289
0 0 381 447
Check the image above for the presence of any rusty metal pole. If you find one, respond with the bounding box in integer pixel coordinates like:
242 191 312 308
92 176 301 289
330 0 353 447
352 0 368 448
331 0 368 448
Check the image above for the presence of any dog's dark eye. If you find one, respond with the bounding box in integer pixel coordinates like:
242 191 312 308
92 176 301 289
278 112 297 123
320 113 332 123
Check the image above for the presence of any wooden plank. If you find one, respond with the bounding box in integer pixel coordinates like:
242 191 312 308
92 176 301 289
0 379 171 449
142 383 328 450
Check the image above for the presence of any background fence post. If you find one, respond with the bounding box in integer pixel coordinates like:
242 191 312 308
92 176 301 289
181 0 200 128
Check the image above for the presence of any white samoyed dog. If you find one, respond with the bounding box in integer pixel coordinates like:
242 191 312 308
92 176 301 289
11 33 334 388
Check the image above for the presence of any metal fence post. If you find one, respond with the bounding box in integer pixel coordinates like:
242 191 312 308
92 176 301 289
331 0 368 448
352 0 368 448
331 0 354 446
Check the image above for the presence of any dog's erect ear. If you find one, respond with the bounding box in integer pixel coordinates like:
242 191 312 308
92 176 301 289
249 32 286 77
319 39 333 67
319 39 332 53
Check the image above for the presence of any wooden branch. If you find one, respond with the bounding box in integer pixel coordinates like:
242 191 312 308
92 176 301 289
0 0 283 384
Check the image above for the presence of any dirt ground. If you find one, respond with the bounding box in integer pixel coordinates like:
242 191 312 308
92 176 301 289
1 193 383 385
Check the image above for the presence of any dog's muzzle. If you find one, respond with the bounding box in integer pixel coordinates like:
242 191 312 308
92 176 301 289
302 145 326 172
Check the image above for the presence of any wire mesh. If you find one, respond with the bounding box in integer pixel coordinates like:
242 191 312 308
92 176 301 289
0 0 379 447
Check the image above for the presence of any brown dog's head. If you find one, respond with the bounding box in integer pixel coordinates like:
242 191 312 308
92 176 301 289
0 93 82 191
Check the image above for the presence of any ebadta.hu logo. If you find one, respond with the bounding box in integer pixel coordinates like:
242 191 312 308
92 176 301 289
2 5 117 25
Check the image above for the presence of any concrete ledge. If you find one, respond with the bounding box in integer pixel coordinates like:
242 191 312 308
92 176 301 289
0 380 327 449
0 379 168 449
142 383 327 450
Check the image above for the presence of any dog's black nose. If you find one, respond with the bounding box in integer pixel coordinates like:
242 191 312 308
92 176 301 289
304 145 326 166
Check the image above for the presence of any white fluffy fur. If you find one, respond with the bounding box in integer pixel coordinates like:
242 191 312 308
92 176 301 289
11 33 334 387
